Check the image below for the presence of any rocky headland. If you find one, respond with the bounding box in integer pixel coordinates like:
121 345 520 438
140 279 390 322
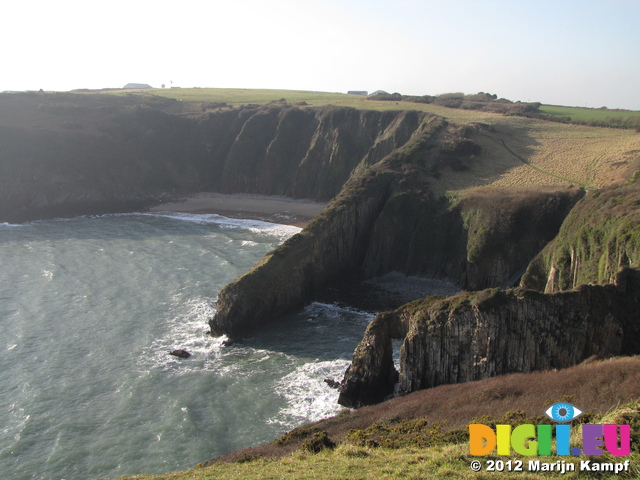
3 90 639 411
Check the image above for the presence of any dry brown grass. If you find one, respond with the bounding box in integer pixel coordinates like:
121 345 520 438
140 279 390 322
435 116 640 196
209 356 640 464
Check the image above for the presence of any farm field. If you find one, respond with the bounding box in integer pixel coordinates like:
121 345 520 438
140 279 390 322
460 116 640 192
539 104 640 127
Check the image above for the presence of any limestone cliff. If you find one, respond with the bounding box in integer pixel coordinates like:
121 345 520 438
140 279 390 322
338 173 640 408
7 91 635 411
339 268 640 407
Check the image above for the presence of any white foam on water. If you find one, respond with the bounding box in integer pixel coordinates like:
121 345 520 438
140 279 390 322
140 296 223 373
142 212 301 241
139 296 294 377
307 301 376 323
269 359 350 429
0 222 24 227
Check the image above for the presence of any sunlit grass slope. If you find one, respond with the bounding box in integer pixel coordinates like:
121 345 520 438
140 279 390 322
105 403 640 480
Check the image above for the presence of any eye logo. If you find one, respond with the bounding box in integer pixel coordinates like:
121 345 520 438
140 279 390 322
545 403 583 422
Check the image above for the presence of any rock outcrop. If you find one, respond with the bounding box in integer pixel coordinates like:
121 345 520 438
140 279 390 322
521 181 640 292
6 91 639 412
339 268 640 407
337 312 403 407
210 129 583 341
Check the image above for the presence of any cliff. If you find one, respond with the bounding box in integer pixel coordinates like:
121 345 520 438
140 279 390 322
6 91 638 414
0 92 433 222
339 267 640 407
209 116 583 340
521 181 640 292
338 169 640 407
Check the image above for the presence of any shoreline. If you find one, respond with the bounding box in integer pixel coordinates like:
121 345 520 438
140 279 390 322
148 192 328 227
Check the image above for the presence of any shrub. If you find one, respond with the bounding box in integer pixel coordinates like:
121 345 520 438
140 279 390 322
273 425 320 447
301 431 336 453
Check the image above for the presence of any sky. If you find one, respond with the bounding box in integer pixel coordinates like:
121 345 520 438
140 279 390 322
2 0 639 110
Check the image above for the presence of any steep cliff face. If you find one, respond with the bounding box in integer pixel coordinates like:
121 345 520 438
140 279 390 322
211 160 583 341
360 186 583 289
339 268 640 407
338 178 640 408
0 93 433 222
521 182 640 292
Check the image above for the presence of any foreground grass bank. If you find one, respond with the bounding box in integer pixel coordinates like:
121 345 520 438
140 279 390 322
107 419 640 480
104 357 640 480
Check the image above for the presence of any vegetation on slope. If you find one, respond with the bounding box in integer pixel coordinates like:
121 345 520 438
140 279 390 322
104 357 640 480
522 181 640 291
538 105 640 130
4 88 640 479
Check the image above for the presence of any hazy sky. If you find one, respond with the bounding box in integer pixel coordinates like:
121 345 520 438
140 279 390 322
3 0 639 109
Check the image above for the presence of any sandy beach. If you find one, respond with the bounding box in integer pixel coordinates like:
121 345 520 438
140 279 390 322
148 192 328 227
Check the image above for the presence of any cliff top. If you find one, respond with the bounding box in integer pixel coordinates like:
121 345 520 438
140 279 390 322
3 89 638 195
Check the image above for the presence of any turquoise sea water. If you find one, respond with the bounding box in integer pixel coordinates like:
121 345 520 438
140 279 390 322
0 213 375 480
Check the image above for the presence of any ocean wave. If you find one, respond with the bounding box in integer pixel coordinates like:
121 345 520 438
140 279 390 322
142 212 301 240
269 359 350 429
140 296 223 373
140 296 296 377
307 301 376 318
0 222 25 227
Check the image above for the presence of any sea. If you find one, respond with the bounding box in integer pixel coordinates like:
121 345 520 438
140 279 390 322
0 212 455 480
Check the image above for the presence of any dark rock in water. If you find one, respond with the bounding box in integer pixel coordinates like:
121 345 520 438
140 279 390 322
169 349 191 359
221 339 235 347
338 312 402 408
324 378 341 389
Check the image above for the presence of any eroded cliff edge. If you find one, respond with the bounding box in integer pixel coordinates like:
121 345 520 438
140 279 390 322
339 182 640 407
209 113 584 340
0 92 427 222
7 92 631 409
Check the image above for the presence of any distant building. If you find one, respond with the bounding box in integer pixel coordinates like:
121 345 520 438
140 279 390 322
123 83 153 89
347 90 368 96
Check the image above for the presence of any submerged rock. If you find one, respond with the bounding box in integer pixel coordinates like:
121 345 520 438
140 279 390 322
169 349 192 359
324 378 341 389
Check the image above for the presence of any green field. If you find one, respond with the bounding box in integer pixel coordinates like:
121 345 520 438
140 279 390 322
539 105 640 128
117 87 640 128
104 87 506 121
110 87 372 109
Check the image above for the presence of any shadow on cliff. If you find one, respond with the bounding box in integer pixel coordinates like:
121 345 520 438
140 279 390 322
209 111 583 342
338 181 640 407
